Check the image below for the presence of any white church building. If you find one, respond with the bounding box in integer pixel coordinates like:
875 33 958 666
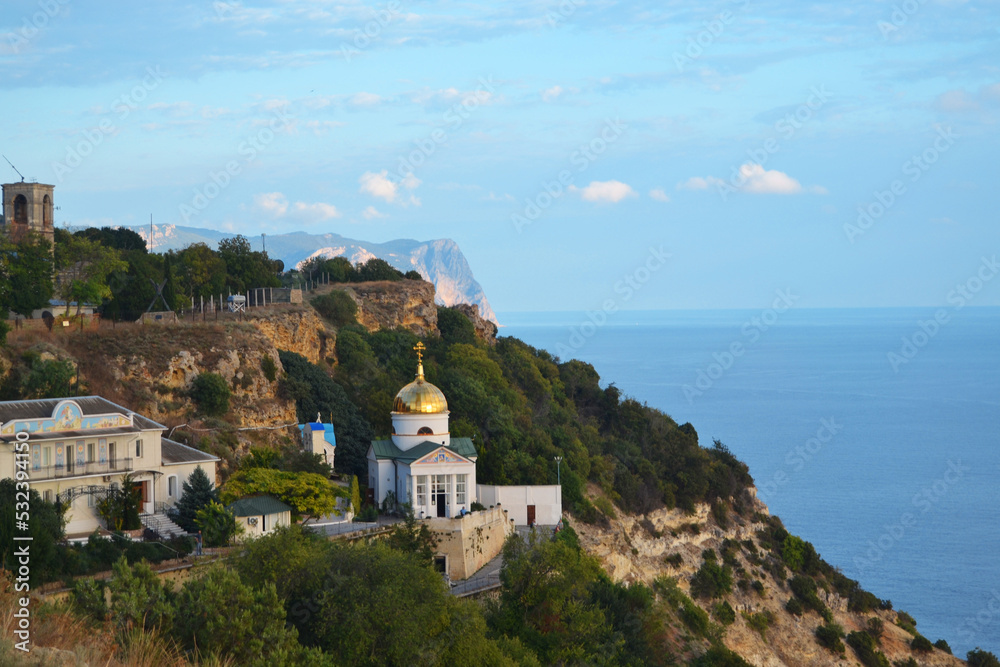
368 343 477 518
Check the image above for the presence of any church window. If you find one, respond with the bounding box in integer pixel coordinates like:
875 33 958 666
13 195 27 226
416 476 427 506
417 426 434 435
456 474 467 505
43 195 52 228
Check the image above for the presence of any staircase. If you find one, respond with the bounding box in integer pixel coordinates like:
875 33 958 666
140 512 188 539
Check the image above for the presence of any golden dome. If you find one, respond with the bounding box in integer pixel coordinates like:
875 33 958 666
393 376 448 414
393 342 448 414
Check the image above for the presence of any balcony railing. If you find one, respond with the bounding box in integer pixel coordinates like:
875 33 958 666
27 457 134 482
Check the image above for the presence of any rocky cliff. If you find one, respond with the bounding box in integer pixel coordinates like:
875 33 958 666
573 491 964 667
325 280 439 337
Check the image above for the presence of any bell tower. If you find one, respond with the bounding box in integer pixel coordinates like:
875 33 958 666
2 182 55 246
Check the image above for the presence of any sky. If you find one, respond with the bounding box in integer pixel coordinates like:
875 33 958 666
1 0 998 313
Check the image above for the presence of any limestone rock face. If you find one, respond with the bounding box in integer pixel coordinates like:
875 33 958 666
573 493 966 667
245 308 329 364
453 303 497 344
333 280 438 337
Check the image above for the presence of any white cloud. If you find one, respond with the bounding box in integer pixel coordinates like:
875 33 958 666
737 163 804 194
569 180 638 203
649 188 670 202
293 201 340 221
362 206 386 219
542 85 563 102
677 176 723 191
359 170 421 205
679 164 826 196
254 192 289 217
254 192 339 222
350 92 383 107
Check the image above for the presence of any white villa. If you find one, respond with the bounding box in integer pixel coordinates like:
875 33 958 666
368 343 477 518
0 397 218 537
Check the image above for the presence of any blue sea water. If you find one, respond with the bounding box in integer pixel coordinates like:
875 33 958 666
500 307 1000 656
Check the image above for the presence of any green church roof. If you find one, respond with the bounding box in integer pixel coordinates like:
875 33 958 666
226 495 293 517
370 437 477 463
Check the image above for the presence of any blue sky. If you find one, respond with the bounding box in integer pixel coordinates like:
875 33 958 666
2 0 998 312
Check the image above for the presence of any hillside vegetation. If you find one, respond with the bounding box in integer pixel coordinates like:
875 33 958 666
0 228 985 664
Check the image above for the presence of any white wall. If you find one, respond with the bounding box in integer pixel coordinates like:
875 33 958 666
477 484 562 526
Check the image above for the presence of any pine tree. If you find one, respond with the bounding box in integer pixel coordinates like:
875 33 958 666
170 465 217 532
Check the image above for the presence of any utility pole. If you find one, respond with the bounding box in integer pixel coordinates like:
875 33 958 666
262 233 266 254
554 456 563 485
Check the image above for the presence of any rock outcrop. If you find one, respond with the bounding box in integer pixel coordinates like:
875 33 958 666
244 307 330 364
453 303 498 344
573 491 965 667
331 280 438 337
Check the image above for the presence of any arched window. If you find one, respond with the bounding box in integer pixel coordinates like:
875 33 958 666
417 426 434 435
13 195 27 226
42 194 52 228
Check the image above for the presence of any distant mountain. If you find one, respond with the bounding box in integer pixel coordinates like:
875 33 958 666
125 224 497 324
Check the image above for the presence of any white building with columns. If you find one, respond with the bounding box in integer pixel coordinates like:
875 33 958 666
367 343 477 518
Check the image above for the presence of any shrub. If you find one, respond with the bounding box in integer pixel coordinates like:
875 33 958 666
895 610 917 635
711 500 729 528
311 291 358 328
788 574 827 615
894 659 918 667
867 616 884 643
260 354 277 382
846 631 890 667
815 622 845 654
741 610 772 639
664 553 683 567
785 597 803 616
934 639 951 654
190 372 231 416
690 559 733 599
910 635 933 653
968 649 1000 667
594 495 617 519
712 601 736 625
195 500 241 547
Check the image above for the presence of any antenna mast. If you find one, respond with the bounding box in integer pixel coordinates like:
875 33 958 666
2 155 25 182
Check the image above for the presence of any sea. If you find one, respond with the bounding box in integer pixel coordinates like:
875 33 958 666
499 307 1000 656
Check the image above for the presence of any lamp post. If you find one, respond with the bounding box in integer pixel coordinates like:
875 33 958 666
554 456 563 486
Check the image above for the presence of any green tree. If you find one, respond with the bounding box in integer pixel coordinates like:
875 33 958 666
169 466 217 532
195 500 242 547
968 649 1000 667
491 530 610 664
161 251 178 310
278 350 374 479
1 232 54 317
175 243 226 300
221 468 341 522
106 556 173 637
0 479 64 584
190 372 231 416
97 472 143 531
218 234 280 292
354 257 404 282
171 566 311 666
386 510 437 565
438 306 478 345
349 475 362 515
54 232 128 315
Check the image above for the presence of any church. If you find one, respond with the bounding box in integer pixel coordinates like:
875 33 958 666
367 343 477 518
